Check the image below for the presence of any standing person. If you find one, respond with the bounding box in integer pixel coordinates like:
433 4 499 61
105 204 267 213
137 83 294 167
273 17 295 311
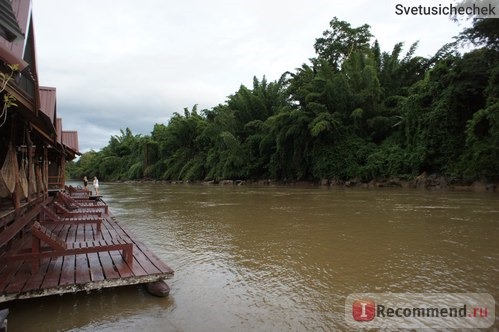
83 176 88 192
93 176 100 195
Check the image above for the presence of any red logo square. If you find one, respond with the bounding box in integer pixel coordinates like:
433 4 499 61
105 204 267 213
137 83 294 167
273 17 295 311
352 299 376 321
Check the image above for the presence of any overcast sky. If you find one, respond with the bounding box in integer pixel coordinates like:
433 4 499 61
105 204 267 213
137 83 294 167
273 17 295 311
31 0 470 152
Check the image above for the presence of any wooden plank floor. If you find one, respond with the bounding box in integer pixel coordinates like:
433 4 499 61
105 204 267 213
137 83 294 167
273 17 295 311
0 207 174 303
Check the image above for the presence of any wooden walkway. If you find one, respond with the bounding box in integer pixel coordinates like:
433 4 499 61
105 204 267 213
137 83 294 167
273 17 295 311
0 202 174 303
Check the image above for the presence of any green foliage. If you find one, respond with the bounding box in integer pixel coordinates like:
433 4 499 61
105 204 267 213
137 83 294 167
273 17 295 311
68 18 499 183
364 141 416 179
314 17 372 68
310 135 371 180
456 18 499 51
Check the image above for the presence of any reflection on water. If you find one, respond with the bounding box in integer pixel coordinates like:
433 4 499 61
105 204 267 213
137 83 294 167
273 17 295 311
4 183 499 331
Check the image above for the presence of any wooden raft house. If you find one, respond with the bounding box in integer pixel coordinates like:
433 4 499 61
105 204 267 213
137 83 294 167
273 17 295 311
0 0 173 304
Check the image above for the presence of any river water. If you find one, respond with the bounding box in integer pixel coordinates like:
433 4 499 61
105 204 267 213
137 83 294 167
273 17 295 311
5 183 499 331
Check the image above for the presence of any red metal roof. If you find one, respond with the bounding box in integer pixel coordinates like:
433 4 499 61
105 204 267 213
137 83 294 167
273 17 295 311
0 0 29 70
39 86 56 123
0 0 24 42
0 0 30 60
62 130 80 154
9 0 30 34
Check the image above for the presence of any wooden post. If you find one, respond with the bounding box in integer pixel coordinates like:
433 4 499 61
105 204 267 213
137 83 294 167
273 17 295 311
26 129 35 201
43 146 48 199
11 116 20 210
61 157 66 189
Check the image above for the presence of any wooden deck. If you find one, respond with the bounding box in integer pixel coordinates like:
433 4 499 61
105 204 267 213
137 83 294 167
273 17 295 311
0 204 174 303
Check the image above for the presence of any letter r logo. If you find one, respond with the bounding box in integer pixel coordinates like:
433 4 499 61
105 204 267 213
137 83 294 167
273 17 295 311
352 299 376 321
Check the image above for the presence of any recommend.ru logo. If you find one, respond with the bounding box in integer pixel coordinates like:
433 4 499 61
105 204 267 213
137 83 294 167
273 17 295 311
345 293 495 329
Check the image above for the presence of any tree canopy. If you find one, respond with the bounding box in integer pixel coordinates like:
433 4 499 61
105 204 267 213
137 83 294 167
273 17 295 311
68 18 499 184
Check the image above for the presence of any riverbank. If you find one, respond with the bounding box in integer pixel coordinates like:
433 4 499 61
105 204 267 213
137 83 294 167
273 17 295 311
119 172 498 193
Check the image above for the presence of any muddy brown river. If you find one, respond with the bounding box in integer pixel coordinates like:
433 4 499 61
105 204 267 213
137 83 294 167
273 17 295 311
5 183 499 331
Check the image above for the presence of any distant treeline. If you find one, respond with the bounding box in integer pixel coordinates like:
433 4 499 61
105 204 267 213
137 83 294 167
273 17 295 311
68 18 499 183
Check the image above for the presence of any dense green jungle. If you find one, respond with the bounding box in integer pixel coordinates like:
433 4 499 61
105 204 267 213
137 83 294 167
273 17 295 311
68 18 499 184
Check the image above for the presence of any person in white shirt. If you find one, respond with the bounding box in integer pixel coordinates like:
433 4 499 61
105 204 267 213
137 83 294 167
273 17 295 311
93 176 100 195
